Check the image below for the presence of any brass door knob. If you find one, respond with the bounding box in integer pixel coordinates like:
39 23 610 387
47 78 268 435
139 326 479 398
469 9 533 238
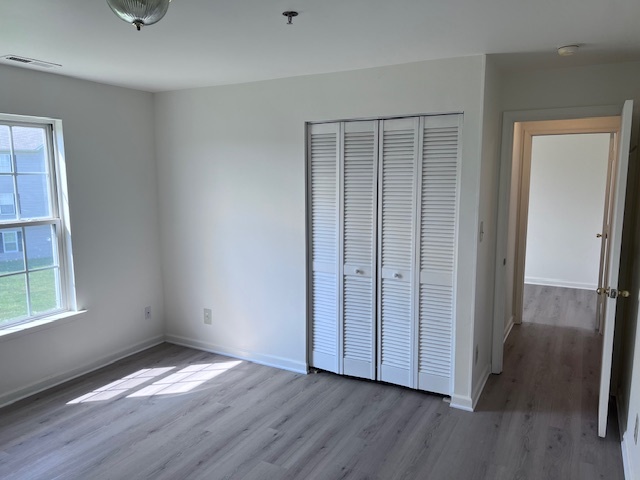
596 287 605 295
619 290 630 298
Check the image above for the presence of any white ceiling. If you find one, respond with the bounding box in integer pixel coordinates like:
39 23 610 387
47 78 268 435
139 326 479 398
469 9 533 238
2 0 640 92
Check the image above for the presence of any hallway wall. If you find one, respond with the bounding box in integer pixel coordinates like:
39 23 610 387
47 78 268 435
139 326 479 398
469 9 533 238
525 133 610 290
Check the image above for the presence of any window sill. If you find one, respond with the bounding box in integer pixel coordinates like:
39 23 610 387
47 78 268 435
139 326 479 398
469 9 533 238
0 310 87 343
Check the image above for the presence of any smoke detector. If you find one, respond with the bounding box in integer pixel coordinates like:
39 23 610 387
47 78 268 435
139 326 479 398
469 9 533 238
557 45 579 57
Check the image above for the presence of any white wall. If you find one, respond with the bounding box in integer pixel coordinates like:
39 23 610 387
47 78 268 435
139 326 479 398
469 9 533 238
525 134 610 290
472 56 502 404
620 171 640 479
0 64 164 406
155 56 487 408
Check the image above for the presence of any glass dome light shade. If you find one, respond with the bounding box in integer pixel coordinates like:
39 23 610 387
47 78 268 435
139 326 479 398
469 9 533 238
106 0 171 30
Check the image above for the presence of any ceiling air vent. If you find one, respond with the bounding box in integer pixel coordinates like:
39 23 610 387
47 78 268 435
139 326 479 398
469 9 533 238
0 55 61 69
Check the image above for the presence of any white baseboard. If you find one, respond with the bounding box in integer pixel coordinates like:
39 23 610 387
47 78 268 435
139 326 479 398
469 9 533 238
504 315 514 342
621 435 633 480
524 277 596 291
450 363 491 413
616 395 635 480
165 334 308 375
0 335 165 409
472 363 491 409
450 393 474 412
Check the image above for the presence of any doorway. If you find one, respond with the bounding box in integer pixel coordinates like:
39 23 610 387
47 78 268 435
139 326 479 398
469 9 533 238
521 132 612 331
507 116 621 341
491 102 634 438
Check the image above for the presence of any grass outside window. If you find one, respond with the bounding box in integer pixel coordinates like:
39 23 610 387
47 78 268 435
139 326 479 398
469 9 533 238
0 259 59 325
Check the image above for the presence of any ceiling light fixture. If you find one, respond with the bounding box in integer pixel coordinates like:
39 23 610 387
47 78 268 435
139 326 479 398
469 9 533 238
557 45 579 56
283 11 298 25
106 0 172 31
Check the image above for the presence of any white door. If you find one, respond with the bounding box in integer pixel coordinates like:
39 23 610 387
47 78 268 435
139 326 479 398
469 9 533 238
598 99 633 438
309 122 340 373
342 121 378 379
416 114 461 395
377 117 419 388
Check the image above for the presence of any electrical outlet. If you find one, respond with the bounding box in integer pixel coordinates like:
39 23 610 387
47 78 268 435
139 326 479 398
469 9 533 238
634 414 639 445
204 308 212 325
475 345 479 365
144 306 151 321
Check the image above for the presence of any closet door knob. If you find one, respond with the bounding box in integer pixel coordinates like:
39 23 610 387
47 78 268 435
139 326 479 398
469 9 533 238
393 273 401 279
355 269 363 275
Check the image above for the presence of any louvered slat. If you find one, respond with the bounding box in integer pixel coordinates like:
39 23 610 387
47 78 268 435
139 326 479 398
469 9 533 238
380 279 411 370
342 123 376 379
417 116 460 395
311 133 338 266
344 130 375 266
313 272 338 355
381 128 415 271
343 276 373 362
309 125 339 373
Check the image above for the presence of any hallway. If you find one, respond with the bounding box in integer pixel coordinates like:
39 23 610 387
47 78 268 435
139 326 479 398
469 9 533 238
522 284 598 331
478 321 622 478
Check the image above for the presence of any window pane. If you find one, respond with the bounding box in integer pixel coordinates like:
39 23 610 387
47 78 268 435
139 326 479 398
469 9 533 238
16 152 47 174
0 227 25 274
0 274 28 324
13 127 47 174
0 175 17 220
0 155 10 173
29 268 60 314
17 174 51 219
26 224 56 269
0 126 11 173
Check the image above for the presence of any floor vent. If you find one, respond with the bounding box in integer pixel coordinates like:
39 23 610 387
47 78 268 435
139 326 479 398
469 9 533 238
1 55 61 69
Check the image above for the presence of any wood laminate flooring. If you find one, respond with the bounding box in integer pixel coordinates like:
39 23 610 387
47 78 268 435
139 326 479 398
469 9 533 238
523 284 598 331
0 325 623 479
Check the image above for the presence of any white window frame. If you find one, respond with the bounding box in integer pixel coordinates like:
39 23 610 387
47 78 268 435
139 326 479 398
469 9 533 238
0 113 77 330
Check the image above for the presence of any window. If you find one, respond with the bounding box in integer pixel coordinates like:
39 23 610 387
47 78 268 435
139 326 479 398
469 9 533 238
0 116 76 329
0 192 16 215
1 230 19 253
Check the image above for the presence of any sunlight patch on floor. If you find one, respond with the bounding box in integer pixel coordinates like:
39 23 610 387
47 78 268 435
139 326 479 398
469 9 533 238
67 367 176 404
127 361 242 397
66 361 242 404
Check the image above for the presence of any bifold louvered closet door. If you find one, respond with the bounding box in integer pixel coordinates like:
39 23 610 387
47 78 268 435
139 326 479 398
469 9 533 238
309 114 461 395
